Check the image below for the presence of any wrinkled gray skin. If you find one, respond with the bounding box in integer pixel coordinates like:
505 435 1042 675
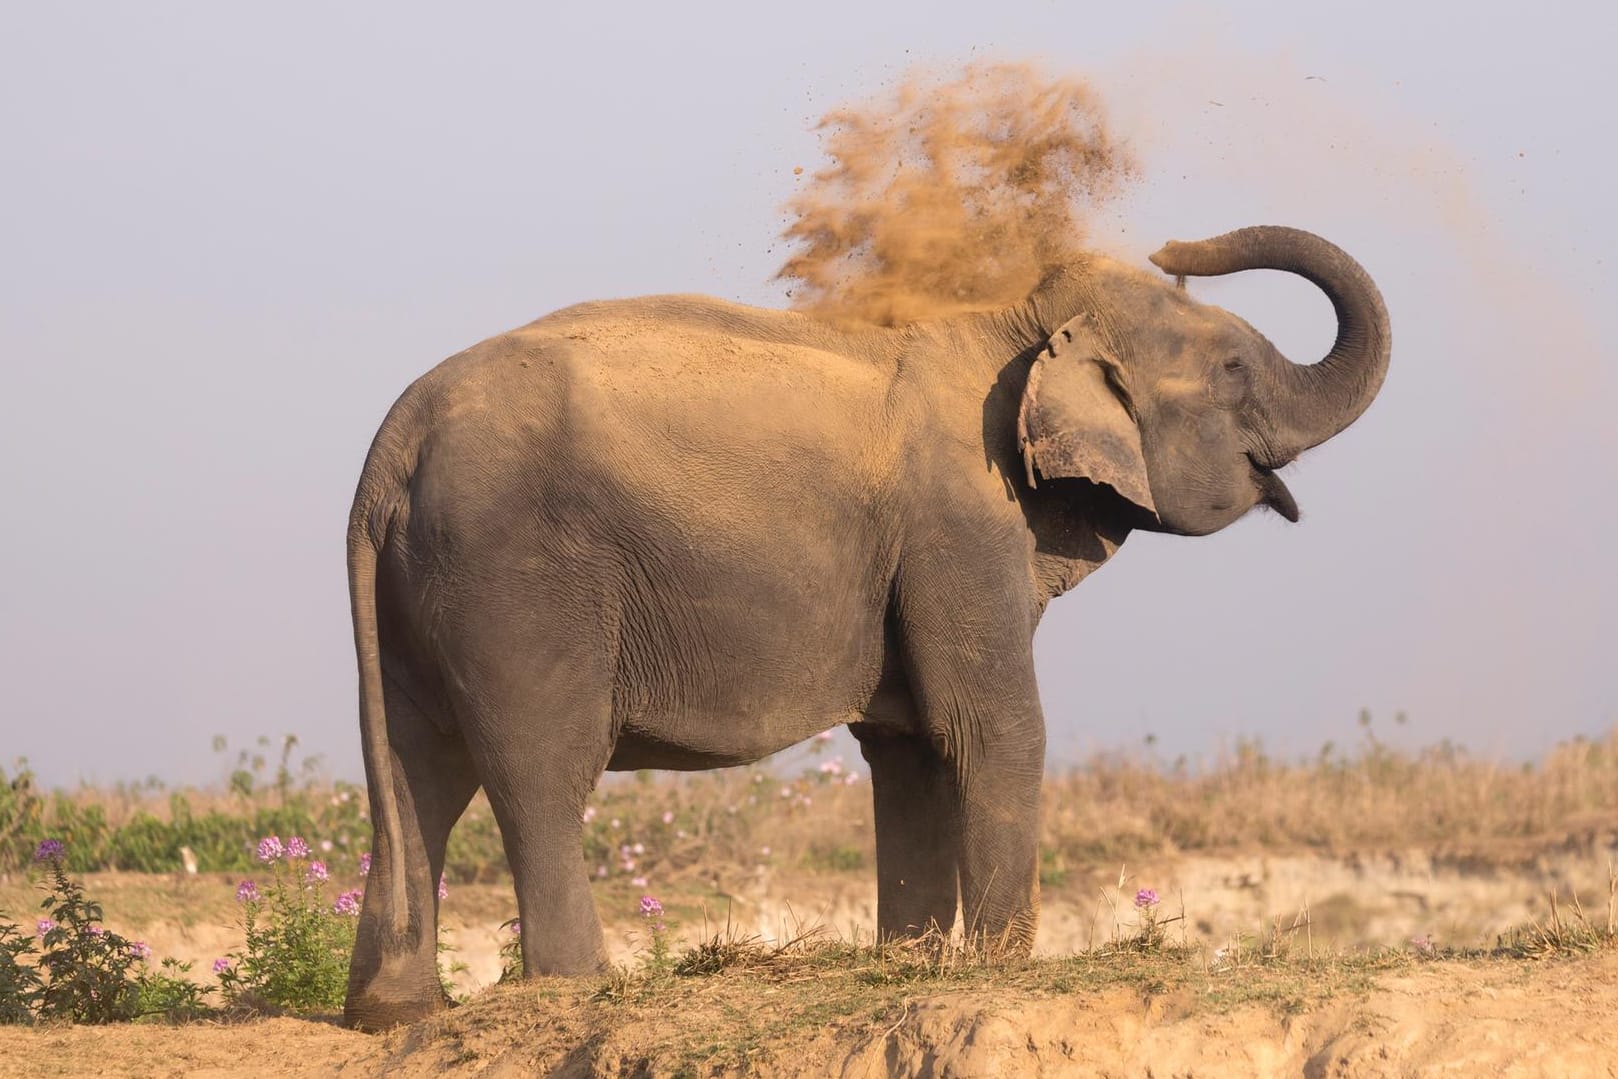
342 227 1389 1029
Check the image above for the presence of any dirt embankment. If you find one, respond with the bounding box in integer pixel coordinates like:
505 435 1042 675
3 846 1614 1077
3 951 1616 1077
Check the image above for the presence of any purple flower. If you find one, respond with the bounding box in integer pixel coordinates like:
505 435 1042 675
255 835 284 863
35 918 55 938
1134 888 1160 910
212 958 231 975
305 860 328 883
235 879 260 904
33 839 64 863
358 852 372 877
285 836 309 859
84 925 104 937
639 895 664 919
128 940 151 960
510 920 521 935
437 874 448 901
333 889 363 916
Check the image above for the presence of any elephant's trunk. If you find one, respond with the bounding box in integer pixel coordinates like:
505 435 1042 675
1149 226 1391 465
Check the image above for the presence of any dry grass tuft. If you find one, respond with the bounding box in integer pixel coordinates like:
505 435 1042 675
1495 863 1618 958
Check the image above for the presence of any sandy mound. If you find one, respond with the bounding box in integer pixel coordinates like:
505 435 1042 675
4 951 1614 1077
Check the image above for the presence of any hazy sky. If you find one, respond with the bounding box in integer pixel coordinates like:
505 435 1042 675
2 3 1613 786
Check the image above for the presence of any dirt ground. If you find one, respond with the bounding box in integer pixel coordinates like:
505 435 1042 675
2 846 1614 1077
3 950 1615 1077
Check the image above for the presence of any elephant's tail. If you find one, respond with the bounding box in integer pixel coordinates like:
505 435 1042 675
348 505 409 936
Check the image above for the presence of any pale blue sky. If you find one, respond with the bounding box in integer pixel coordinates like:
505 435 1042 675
2 3 1613 785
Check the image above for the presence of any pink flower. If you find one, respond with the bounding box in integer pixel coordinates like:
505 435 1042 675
509 920 521 935
437 875 448 901
285 836 309 858
661 811 675 825
1134 888 1159 910
85 925 104 937
333 889 363 916
305 860 329 883
128 940 151 960
639 895 664 918
358 852 371 877
630 875 648 887
236 880 260 903
212 958 231 975
255 836 284 863
35 918 54 938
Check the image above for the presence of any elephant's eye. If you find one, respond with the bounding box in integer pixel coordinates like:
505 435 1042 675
1222 356 1245 373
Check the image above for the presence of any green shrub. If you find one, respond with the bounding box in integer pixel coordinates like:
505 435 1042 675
216 836 358 1013
0 919 43 1024
133 958 214 1022
33 845 142 1023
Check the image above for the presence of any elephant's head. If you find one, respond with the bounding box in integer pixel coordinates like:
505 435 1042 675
1018 226 1390 536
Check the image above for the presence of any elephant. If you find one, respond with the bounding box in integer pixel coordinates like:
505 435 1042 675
341 225 1389 1029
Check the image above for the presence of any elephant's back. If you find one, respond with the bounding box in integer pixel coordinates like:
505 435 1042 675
373 293 909 555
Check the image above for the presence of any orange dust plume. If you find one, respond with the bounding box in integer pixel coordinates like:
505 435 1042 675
777 63 1139 327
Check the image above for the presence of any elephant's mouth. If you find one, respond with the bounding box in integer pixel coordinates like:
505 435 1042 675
1251 459 1301 522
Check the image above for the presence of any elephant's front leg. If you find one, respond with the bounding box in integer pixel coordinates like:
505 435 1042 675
953 723 1044 954
852 728 962 940
901 614 1046 956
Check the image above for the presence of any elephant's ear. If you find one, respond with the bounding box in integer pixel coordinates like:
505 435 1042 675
1016 313 1157 514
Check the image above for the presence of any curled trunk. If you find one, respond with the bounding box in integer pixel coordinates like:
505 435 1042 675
1150 226 1391 464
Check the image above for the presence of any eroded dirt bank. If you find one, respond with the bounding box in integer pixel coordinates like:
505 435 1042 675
4 951 1616 1077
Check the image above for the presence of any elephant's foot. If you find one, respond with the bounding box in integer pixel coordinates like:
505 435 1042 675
343 982 447 1032
343 952 448 1032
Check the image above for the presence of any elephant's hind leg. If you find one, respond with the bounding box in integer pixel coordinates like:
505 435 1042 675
465 674 613 977
345 679 479 1031
853 728 963 941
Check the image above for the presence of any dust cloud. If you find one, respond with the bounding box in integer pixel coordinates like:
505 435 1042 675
776 63 1138 326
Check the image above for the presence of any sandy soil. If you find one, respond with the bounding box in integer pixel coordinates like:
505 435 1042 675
1 847 1613 1076
3 951 1614 1077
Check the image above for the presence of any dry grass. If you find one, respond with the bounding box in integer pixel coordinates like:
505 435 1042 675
11 727 1616 887
1039 726 1618 871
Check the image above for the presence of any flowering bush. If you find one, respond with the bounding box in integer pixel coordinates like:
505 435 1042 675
32 841 142 1022
640 896 671 974
216 835 356 1013
1130 885 1169 951
498 918 523 982
0 839 213 1024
